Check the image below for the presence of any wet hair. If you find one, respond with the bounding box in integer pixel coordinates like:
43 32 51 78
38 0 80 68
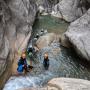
21 53 26 59
44 52 48 59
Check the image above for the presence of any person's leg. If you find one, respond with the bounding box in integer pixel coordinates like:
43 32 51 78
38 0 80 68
17 65 24 75
30 58 33 71
23 69 26 75
23 64 28 74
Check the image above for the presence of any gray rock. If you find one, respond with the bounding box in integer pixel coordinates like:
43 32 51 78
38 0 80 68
51 0 86 22
36 33 60 49
48 78 90 90
60 34 72 48
0 0 37 89
36 0 59 13
65 9 90 61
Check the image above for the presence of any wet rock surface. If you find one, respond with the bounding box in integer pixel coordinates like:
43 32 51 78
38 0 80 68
51 0 86 22
17 87 47 90
35 0 59 14
9 78 90 90
65 9 90 61
60 34 71 48
48 78 90 90
36 33 60 50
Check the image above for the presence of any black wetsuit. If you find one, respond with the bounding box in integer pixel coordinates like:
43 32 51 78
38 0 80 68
43 58 49 70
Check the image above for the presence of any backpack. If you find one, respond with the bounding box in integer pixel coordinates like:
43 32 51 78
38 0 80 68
17 65 23 72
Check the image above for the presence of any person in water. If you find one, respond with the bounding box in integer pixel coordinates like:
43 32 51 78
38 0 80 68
43 53 49 70
17 53 28 74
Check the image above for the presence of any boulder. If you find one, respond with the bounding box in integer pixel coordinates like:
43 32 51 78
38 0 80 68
36 33 60 49
51 0 86 22
60 34 72 48
65 9 90 61
48 78 90 90
36 33 61 56
36 0 59 14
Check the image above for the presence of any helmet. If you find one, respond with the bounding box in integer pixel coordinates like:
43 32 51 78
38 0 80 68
29 45 32 48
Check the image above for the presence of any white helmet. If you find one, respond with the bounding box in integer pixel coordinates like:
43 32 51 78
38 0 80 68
29 45 32 48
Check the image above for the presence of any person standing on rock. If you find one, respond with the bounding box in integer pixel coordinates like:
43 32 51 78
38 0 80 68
27 44 39 70
43 53 49 70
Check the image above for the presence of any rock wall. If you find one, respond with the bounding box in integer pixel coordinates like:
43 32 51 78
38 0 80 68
36 0 59 14
65 9 90 61
50 0 90 61
36 0 90 22
51 0 87 22
0 0 37 89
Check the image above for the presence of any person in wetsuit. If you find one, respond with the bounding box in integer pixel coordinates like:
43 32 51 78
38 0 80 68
27 44 39 65
43 53 49 70
27 45 34 67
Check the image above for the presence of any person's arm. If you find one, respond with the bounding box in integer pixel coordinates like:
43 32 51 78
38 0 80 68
24 59 27 65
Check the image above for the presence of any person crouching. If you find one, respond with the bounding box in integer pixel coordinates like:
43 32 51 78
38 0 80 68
17 53 27 75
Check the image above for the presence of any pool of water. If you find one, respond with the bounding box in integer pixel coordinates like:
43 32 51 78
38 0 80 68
32 15 69 35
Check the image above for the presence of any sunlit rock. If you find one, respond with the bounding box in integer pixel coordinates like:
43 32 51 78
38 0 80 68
65 9 90 61
48 78 90 90
36 33 60 49
51 0 86 22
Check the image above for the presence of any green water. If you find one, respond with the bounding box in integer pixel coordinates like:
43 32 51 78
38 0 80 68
33 15 69 34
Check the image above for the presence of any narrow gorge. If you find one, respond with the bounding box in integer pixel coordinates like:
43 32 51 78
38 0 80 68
0 0 90 90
